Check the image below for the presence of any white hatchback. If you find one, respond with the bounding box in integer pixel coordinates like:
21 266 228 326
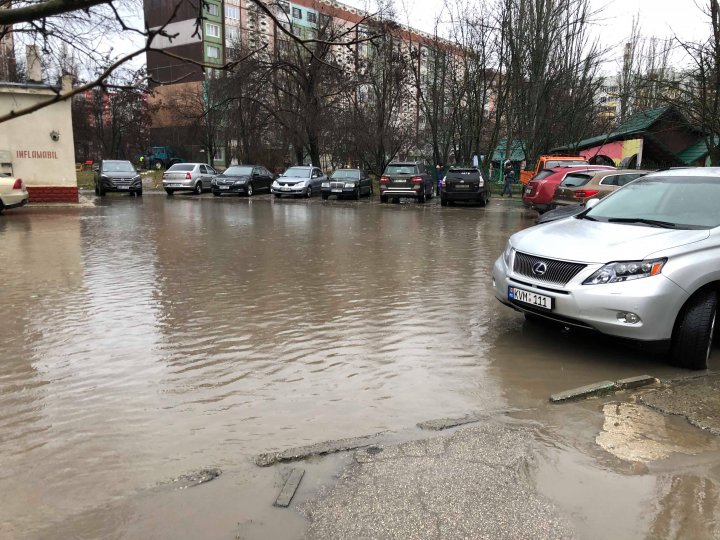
494 168 720 370
0 173 29 214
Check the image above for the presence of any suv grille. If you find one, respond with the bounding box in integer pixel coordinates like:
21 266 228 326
513 252 586 286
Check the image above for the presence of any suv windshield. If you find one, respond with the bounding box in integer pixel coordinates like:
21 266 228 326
385 164 418 175
104 161 135 173
585 175 720 229
331 170 360 180
562 173 593 187
167 164 194 172
223 166 253 176
533 169 556 181
546 160 588 168
284 167 311 178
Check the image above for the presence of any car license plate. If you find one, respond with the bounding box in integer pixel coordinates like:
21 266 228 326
454 185 469 189
282 187 291 191
331 189 342 193
508 286 552 310
220 186 229 190
117 186 129 190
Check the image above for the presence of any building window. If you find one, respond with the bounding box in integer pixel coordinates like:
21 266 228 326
205 3 219 16
226 27 239 46
206 23 221 38
306 11 317 24
278 1 290 13
291 25 302 36
319 13 331 26
292 7 302 19
225 5 240 19
207 45 220 58
278 39 289 52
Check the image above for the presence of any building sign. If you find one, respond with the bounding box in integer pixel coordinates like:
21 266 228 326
16 150 59 159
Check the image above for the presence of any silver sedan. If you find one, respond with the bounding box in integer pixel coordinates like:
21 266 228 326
163 163 217 195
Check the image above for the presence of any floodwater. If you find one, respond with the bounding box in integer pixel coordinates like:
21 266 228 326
1 193 718 539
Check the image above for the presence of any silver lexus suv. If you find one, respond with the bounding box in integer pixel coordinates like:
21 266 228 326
494 168 720 370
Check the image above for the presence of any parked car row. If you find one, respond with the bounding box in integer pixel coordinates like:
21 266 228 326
496 167 720 371
84 159 492 209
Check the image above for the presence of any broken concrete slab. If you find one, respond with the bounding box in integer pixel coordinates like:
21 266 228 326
550 380 616 403
641 374 720 436
256 432 385 467
274 468 305 507
417 413 487 431
616 375 656 390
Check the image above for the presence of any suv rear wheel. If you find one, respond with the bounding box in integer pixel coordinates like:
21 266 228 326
671 289 717 370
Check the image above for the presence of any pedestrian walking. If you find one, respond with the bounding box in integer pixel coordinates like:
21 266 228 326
502 160 514 197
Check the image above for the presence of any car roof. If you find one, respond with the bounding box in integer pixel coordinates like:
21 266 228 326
644 167 720 178
102 159 132 163
286 165 313 169
334 168 360 171
388 162 420 165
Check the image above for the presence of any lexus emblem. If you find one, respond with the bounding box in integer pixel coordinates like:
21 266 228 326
532 262 548 276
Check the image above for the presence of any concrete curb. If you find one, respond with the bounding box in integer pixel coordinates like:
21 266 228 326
550 375 656 403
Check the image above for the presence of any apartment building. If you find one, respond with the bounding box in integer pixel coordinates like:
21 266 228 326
144 0 458 163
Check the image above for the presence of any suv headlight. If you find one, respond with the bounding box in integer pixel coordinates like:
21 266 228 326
503 241 514 267
583 258 666 285
322 182 330 188
478 179 485 187
344 182 356 188
234 179 246 185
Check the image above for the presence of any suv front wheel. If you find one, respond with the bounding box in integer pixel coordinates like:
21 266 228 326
671 288 717 370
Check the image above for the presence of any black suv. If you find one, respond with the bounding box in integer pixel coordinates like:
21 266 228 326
379 162 435 203
440 167 489 206
94 160 142 196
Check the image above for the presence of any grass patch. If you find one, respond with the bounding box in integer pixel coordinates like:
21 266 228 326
76 170 94 189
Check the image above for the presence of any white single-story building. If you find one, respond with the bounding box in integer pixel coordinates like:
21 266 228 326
0 48 77 203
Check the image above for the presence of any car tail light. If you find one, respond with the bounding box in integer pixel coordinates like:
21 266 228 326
575 190 598 198
380 176 390 184
12 178 23 190
411 176 423 183
441 176 447 187
185 172 192 179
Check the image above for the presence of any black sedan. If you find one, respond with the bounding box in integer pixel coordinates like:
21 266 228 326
321 169 373 200
212 165 274 197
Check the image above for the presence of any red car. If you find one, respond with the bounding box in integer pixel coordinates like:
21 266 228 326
522 165 615 213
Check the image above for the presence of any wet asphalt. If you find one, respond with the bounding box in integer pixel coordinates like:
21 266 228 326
2 190 720 539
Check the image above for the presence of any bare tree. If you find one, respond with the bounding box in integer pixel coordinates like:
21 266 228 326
668 0 720 164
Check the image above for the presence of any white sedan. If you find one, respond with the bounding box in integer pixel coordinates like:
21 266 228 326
0 173 29 214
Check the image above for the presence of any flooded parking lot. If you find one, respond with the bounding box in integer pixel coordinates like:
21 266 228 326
1 193 718 538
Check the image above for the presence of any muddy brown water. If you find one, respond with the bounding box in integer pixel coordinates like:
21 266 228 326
0 194 716 538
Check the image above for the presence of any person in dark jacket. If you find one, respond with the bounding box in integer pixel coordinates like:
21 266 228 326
502 160 514 197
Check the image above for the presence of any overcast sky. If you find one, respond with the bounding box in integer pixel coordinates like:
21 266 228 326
344 0 708 70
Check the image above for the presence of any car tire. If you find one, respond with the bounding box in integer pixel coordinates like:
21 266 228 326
136 189 142 197
94 184 99 195
274 193 281 198
380 195 388 203
213 191 220 197
671 289 717 370
440 198 448 207
165 188 174 196
194 182 203 195
0 200 4 214
322 193 329 200
354 187 360 200
417 191 426 203
98 184 106 197
479 192 487 207
246 183 254 197
306 186 312 198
